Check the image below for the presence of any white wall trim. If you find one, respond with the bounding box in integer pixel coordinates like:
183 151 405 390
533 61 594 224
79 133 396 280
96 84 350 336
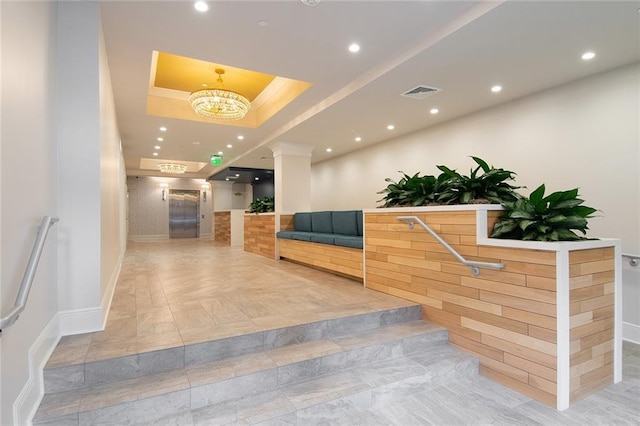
623 322 640 344
58 306 102 336
100 251 123 329
13 314 60 426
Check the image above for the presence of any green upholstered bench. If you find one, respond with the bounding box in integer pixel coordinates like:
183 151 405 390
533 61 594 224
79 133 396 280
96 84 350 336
276 210 363 249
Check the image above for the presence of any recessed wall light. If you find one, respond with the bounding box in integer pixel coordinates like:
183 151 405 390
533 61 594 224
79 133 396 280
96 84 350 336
491 85 502 93
194 1 209 12
386 124 395 130
326 148 332 152
154 145 161 149
354 137 362 142
348 43 360 53
159 127 167 132
227 144 233 148
153 152 159 156
237 135 244 140
157 137 164 141
581 51 596 60
430 108 439 115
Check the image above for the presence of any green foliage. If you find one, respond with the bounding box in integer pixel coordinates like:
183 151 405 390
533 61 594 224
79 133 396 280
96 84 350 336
436 156 520 205
377 157 520 207
248 196 274 214
490 184 598 241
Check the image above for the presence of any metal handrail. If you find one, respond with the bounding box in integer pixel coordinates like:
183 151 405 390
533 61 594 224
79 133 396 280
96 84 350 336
622 253 640 267
397 215 504 276
0 216 59 333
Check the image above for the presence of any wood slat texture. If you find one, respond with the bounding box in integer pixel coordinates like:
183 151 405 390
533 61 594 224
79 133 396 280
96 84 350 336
214 211 231 245
244 214 276 259
278 238 363 280
568 247 615 403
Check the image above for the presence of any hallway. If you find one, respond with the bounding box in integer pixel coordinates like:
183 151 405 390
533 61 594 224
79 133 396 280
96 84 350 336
48 240 416 366
38 240 640 425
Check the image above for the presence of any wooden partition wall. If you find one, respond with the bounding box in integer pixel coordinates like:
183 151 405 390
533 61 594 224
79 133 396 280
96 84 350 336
244 213 277 259
364 206 621 410
214 211 231 244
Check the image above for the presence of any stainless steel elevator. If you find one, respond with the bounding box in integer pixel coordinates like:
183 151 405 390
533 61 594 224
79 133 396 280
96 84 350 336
169 190 200 238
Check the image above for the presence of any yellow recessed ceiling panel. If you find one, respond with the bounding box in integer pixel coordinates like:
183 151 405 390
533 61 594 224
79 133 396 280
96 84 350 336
147 51 312 128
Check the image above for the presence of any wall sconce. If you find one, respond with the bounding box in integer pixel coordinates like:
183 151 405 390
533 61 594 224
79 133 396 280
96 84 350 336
201 184 209 202
160 183 169 201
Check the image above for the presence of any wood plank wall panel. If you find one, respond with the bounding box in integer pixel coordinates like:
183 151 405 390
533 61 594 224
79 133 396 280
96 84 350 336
568 247 615 403
214 211 231 245
280 214 295 232
365 211 559 407
244 214 276 259
279 239 363 280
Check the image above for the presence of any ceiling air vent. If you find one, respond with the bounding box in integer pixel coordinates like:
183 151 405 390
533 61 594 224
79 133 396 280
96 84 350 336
401 85 442 100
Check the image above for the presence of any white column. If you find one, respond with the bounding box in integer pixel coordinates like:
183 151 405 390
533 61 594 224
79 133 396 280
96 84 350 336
270 142 313 213
212 181 234 211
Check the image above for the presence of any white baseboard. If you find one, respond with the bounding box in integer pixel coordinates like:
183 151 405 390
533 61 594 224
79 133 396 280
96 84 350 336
13 314 60 426
623 321 640 344
100 251 123 329
128 234 169 242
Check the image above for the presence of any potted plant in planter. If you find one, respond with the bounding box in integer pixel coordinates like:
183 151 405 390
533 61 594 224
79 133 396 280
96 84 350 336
377 156 520 207
248 196 274 214
490 184 597 241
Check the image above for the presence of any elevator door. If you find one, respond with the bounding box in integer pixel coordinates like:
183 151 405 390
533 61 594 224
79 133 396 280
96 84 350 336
169 190 199 238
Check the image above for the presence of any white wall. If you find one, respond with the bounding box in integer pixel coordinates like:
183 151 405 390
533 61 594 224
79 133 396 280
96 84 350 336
127 176 213 238
311 63 640 340
1 2 59 424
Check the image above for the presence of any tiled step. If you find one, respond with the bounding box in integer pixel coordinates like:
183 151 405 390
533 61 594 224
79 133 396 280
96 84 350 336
34 320 468 425
43 304 422 393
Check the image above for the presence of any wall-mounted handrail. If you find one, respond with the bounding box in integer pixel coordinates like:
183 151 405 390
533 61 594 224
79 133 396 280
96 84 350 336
397 215 504 276
0 216 59 333
622 253 640 267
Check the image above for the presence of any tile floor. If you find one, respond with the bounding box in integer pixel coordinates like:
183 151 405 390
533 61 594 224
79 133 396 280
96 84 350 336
48 239 415 368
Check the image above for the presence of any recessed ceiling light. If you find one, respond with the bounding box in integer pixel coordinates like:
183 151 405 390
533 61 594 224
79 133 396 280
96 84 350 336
491 85 502 93
157 137 164 141
201 83 208 87
227 144 233 148
194 1 208 12
159 127 167 132
387 124 395 130
348 43 360 53
258 20 269 27
237 135 244 140
153 152 159 156
430 108 439 115
354 137 362 142
192 141 200 145
218 151 223 155
255 177 259 181
154 145 161 149
581 51 596 60
300 0 321 6
326 148 332 152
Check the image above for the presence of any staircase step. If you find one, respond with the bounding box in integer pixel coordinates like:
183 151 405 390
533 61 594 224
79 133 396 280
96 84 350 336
43 305 422 394
34 320 456 425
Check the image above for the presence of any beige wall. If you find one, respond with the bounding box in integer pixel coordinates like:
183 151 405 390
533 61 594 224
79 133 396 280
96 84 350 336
311 64 639 251
1 3 59 424
127 176 213 238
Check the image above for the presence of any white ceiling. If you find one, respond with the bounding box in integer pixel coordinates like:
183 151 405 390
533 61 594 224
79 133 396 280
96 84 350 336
99 0 640 178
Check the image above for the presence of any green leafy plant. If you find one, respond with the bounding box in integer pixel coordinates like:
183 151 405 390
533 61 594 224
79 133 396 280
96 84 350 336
490 184 598 241
436 156 520 205
377 157 520 207
248 196 274 213
376 172 447 207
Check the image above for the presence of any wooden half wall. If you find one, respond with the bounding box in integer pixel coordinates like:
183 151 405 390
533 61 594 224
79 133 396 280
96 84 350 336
244 213 277 259
363 206 621 410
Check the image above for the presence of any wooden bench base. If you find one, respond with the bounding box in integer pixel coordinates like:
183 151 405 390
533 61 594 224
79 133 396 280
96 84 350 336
278 238 363 280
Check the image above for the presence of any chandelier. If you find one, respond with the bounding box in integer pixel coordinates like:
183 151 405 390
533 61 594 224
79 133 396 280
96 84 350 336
158 163 188 174
189 68 250 120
